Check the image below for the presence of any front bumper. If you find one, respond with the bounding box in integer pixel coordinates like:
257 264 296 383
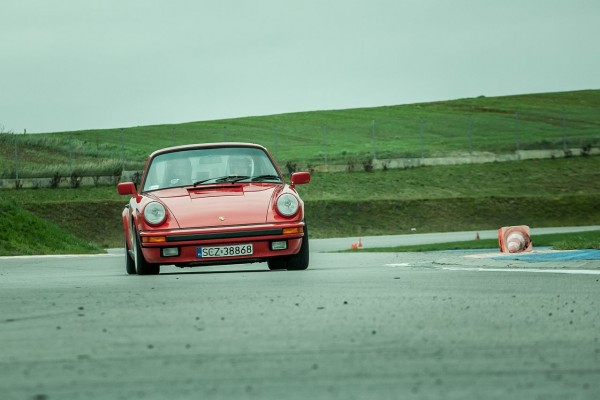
138 222 305 266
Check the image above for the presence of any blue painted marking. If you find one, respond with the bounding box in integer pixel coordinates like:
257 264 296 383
493 250 600 262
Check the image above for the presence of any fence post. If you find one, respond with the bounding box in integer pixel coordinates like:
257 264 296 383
468 115 473 158
371 119 377 159
274 127 278 162
13 131 19 181
514 112 520 153
172 127 176 146
120 128 125 172
562 108 568 151
419 118 424 159
224 127 228 141
322 125 328 165
68 134 73 176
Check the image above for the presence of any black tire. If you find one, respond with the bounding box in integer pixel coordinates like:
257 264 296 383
125 238 136 275
286 224 310 271
267 257 287 270
133 230 160 275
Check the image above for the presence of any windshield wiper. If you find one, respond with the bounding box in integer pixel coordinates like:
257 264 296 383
193 177 219 186
193 175 281 186
249 175 282 182
227 175 252 183
193 176 251 186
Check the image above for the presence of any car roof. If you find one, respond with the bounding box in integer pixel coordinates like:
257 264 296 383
148 142 270 159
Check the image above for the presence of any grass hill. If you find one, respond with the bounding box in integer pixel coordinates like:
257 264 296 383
0 89 599 254
1 89 599 178
2 156 599 251
0 200 102 255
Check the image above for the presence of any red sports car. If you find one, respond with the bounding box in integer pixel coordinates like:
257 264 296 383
117 143 310 275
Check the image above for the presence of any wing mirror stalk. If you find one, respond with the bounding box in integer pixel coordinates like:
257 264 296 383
117 182 142 203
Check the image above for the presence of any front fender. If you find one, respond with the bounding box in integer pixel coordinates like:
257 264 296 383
122 203 134 251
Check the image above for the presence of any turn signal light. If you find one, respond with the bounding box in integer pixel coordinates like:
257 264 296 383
143 236 167 243
282 227 303 235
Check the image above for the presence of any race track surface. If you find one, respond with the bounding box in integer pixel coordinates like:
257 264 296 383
1 234 599 400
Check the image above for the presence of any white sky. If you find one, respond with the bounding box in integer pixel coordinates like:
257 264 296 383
1 0 599 133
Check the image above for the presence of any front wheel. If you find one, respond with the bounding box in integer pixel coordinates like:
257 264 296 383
286 226 309 270
125 238 136 275
267 223 309 271
267 257 287 270
133 230 160 275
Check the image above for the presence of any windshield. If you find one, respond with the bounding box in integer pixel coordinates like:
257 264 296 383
142 147 281 192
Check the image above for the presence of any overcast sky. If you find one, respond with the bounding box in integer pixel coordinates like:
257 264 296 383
1 0 599 133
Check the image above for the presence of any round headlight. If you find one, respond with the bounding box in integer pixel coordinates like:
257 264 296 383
276 193 299 217
143 202 166 225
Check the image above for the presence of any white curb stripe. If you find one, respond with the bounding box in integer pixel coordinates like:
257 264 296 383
0 253 119 260
441 266 600 275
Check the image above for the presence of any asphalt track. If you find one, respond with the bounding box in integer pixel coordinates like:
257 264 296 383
1 228 599 400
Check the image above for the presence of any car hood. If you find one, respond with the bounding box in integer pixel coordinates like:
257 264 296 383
147 184 283 228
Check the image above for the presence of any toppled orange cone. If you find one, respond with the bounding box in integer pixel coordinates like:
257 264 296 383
498 225 533 253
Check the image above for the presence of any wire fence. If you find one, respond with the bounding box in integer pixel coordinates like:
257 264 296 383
1 107 599 181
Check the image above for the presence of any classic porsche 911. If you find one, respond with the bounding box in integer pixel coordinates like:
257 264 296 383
117 143 310 275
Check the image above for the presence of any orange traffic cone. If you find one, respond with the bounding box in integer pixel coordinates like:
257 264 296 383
498 226 533 253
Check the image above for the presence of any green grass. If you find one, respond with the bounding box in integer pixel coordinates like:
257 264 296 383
295 156 600 201
1 156 598 252
0 201 103 255
342 230 600 252
306 195 599 238
1 186 124 203
1 90 599 255
3 156 599 203
1 89 599 179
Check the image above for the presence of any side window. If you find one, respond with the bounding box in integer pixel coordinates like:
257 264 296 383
143 159 164 191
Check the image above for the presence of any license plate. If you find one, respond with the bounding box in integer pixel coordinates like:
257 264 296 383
197 244 253 258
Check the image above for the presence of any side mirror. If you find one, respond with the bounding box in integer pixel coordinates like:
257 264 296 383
117 182 141 202
290 172 311 186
